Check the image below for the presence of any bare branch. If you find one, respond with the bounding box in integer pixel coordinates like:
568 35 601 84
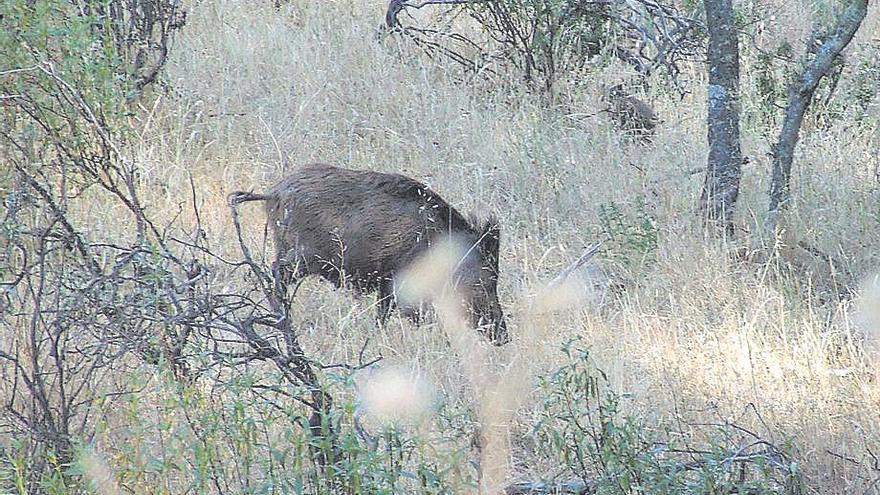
386 0 702 93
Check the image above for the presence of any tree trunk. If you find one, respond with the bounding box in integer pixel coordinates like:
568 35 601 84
700 0 742 236
765 0 868 235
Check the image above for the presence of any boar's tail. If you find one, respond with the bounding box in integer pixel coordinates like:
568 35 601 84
228 191 271 206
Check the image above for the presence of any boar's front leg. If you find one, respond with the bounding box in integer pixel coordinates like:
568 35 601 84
376 278 396 327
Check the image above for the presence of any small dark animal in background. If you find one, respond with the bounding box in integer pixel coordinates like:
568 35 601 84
602 84 659 141
229 164 509 346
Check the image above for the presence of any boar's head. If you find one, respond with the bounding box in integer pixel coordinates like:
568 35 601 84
465 219 509 346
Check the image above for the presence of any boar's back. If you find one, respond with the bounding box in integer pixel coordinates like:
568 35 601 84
265 164 476 290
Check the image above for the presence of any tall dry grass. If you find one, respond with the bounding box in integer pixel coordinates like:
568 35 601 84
85 0 880 492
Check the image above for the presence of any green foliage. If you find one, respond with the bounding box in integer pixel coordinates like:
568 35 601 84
847 46 880 119
0 0 184 491
0 0 129 127
1 0 184 166
753 43 795 128
55 366 462 495
0 440 72 495
1 0 133 214
533 339 804 494
822 41 880 124
597 199 659 269
740 2 878 133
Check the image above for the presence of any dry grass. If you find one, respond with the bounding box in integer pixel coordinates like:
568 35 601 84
78 0 880 492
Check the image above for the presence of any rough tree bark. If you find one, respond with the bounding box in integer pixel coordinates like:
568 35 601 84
699 0 742 236
765 0 868 235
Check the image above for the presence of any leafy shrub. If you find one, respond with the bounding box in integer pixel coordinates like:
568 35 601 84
533 339 805 494
741 3 879 132
597 199 659 269
78 366 461 495
0 0 185 489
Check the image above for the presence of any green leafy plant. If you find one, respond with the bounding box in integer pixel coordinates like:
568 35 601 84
532 339 805 494
597 199 659 269
0 0 185 490
82 365 460 495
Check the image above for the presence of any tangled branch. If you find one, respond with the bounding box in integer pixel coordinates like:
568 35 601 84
385 0 703 93
2 59 355 491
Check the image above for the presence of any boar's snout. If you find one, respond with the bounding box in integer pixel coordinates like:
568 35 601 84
490 317 510 346
474 303 509 346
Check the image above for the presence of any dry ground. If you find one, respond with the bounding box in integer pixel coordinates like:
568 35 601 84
80 0 880 492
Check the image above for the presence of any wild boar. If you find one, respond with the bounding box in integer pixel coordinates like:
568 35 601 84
603 84 659 141
229 163 509 345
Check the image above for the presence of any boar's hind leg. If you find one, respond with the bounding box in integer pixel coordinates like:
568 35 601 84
376 279 396 327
